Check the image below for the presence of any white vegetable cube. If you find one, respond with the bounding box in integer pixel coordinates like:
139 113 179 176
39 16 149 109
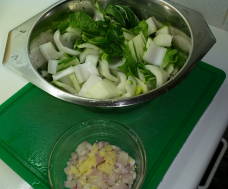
125 76 136 97
87 79 120 99
98 60 118 82
78 74 102 97
52 66 74 81
146 17 157 36
39 42 63 61
156 26 169 36
79 48 100 63
145 65 169 87
143 38 166 67
85 55 100 66
74 62 99 84
48 60 59 74
154 34 173 47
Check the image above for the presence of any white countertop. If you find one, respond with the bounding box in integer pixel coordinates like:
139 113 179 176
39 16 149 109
1 1 228 189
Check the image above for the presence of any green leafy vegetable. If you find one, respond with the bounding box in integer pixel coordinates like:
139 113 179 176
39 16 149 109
69 11 99 35
100 53 112 62
58 21 70 35
93 1 106 21
105 3 127 28
129 20 148 38
118 45 139 78
73 38 84 50
138 63 156 89
118 62 136 78
107 23 124 44
103 43 122 59
96 20 110 36
175 51 188 69
85 37 110 46
135 85 142 95
57 56 79 71
162 48 178 68
115 5 140 29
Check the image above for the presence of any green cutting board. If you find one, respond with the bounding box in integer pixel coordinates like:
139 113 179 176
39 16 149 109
0 62 226 189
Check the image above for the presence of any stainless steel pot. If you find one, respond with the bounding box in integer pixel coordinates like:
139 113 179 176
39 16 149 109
2 0 215 107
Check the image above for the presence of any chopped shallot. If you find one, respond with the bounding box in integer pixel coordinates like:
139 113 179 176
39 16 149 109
64 141 136 189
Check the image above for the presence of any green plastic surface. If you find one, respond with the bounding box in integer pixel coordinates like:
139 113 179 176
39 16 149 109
0 62 226 189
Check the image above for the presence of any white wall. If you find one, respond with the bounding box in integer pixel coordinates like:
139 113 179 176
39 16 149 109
171 0 228 31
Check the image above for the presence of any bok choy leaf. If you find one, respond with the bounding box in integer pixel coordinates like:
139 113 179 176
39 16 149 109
58 21 70 35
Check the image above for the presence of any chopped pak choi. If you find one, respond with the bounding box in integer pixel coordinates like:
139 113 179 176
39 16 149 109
36 0 189 99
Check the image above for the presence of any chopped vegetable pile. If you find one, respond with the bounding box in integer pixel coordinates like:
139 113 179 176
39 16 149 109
30 1 190 99
64 141 136 189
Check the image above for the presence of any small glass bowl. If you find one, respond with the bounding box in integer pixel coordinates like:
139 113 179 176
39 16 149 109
48 119 147 189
